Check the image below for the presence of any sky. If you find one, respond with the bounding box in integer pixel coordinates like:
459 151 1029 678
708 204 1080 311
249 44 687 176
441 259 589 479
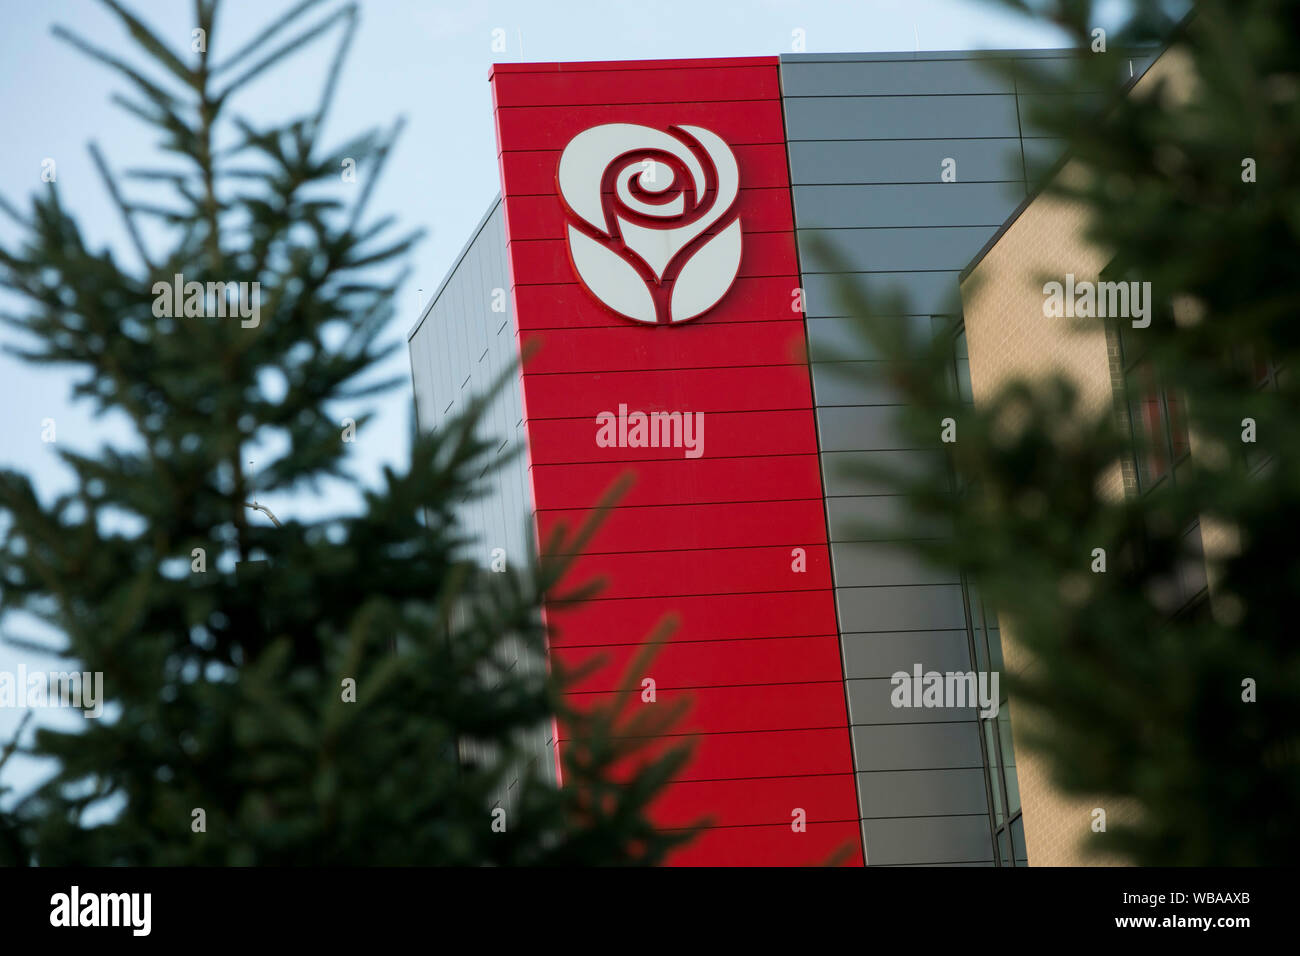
0 0 1074 804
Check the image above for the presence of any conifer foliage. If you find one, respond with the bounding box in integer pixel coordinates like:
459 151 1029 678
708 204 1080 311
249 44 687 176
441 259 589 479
0 0 689 865
833 0 1300 864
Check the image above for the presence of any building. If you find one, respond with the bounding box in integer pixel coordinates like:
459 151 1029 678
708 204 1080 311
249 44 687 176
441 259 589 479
408 49 1152 866
958 41 1212 866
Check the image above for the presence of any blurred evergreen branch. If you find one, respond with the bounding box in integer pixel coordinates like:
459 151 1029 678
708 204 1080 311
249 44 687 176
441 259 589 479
0 0 691 865
824 0 1299 864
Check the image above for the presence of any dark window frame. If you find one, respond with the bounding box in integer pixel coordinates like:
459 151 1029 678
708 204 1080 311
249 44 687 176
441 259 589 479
944 316 1025 866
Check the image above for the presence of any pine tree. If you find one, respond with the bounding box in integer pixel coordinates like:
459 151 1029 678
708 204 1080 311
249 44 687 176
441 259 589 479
828 0 1300 864
0 0 690 866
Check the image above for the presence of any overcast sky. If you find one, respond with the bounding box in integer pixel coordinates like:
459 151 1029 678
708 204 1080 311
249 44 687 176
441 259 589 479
0 0 1075 804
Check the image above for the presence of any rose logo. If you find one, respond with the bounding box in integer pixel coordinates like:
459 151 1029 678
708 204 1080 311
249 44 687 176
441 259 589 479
556 123 742 325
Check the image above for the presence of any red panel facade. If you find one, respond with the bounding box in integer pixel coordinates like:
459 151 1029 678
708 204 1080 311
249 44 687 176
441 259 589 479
490 56 861 866
545 590 839 647
536 498 829 552
551 635 844 693
513 276 800 329
517 320 808 375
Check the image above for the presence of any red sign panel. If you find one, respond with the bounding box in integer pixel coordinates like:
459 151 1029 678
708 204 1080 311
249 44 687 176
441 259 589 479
490 56 862 866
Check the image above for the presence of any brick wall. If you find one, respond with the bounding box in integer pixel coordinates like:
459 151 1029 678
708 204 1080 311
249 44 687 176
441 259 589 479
957 45 1201 865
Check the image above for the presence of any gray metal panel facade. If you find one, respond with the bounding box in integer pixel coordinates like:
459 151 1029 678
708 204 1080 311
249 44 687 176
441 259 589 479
407 197 553 795
409 198 532 571
780 48 1154 866
780 50 1063 866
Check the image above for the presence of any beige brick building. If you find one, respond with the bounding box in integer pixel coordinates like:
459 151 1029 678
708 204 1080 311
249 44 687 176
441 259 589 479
958 44 1200 866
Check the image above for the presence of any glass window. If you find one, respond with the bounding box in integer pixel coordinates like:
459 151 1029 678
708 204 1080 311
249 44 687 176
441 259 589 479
950 328 974 405
984 719 1005 826
1011 815 1028 862
999 710 1021 817
971 606 989 675
1119 323 1190 492
1129 362 1170 487
964 583 988 670
951 320 1027 867
987 617 1005 678
1166 390 1190 460
1249 350 1283 390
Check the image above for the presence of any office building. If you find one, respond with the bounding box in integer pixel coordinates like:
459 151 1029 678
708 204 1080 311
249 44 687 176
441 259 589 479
409 48 1152 865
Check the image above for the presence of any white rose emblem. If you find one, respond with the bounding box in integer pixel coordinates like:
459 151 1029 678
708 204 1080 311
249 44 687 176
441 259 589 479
556 123 742 325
